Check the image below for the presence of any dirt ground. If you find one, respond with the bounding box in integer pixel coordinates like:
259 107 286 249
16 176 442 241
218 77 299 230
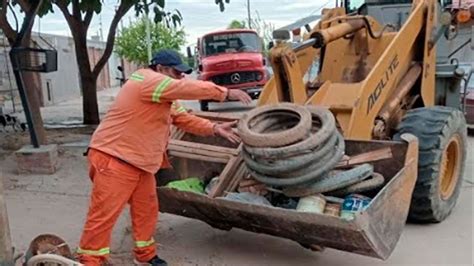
0 125 473 265
0 89 472 265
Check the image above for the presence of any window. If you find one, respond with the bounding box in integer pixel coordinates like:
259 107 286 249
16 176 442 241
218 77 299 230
345 0 365 12
439 0 453 8
46 80 52 102
202 32 262 56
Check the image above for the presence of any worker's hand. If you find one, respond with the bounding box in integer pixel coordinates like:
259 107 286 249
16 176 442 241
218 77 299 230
213 121 241 144
227 89 252 104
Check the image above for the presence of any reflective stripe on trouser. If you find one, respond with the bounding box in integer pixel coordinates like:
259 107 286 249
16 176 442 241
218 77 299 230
78 149 159 266
77 247 110 256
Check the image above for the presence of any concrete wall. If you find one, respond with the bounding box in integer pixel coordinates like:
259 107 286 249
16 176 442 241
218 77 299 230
39 33 81 105
108 52 122 88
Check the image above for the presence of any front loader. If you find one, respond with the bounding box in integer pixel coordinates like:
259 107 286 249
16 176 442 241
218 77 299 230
155 0 471 260
258 0 469 223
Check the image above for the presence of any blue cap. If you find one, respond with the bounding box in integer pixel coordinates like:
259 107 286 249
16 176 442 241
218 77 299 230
150 49 193 74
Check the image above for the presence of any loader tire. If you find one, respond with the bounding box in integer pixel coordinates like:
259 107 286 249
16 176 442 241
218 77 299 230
394 106 467 223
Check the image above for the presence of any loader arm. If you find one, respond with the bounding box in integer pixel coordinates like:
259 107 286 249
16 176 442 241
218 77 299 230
347 0 436 139
259 0 439 140
257 8 346 105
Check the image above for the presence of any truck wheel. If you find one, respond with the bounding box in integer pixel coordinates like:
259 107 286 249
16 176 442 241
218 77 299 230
394 106 467 223
200 101 209 111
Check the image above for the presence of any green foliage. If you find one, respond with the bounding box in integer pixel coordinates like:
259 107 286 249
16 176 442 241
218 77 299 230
227 19 246 29
115 17 186 65
8 0 231 23
37 1 54 17
133 0 183 27
7 0 53 17
215 0 231 12
36 0 187 27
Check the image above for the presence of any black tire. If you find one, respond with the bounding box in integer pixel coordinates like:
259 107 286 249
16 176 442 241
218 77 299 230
244 106 336 159
328 172 385 197
238 103 312 148
248 133 345 186
283 163 373 197
200 101 209 111
394 106 467 223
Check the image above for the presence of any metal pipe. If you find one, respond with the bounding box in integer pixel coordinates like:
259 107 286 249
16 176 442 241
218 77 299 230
8 0 44 148
310 19 365 48
145 0 152 63
9 51 40 148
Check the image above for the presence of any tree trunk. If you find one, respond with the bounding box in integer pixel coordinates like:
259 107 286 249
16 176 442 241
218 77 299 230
54 0 133 126
73 30 100 125
81 75 99 125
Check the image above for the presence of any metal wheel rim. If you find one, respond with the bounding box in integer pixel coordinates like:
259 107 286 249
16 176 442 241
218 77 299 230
439 134 462 200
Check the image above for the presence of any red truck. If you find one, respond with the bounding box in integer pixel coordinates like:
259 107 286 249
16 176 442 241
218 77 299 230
189 29 268 111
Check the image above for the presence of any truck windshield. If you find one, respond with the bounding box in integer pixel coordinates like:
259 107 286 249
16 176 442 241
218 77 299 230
202 32 261 56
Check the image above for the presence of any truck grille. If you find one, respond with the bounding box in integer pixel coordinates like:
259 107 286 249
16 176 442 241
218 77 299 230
210 71 261 86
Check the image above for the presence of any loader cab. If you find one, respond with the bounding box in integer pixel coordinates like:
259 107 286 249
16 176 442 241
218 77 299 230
344 0 453 13
343 0 453 30
344 0 412 13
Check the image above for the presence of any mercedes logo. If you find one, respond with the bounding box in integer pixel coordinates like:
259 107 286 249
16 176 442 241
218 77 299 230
230 73 241 84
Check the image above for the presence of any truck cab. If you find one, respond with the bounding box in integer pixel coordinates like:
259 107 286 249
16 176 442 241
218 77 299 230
192 29 268 111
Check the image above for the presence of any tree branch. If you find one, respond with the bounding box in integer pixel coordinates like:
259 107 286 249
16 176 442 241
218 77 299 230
84 9 93 28
71 0 82 20
16 0 30 12
0 0 17 43
55 0 71 18
92 3 132 77
55 0 81 36
13 0 43 47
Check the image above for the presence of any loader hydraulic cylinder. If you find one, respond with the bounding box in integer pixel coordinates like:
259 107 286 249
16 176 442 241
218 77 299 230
311 19 365 48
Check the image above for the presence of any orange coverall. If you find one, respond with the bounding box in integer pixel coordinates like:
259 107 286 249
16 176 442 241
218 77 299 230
77 68 227 265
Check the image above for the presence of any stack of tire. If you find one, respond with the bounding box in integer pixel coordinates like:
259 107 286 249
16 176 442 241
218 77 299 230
238 103 383 197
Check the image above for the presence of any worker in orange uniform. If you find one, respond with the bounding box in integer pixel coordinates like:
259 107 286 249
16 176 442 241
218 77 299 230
77 49 252 266
158 100 240 173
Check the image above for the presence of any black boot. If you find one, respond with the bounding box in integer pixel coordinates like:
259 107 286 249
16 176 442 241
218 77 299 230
135 256 167 266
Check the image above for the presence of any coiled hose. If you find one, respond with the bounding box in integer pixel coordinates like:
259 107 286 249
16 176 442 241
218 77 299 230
239 104 346 189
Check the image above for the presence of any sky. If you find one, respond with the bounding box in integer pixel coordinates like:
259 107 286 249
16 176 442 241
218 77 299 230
8 0 336 50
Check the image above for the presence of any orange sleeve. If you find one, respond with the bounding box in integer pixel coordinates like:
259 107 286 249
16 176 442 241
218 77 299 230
170 101 215 136
141 73 227 103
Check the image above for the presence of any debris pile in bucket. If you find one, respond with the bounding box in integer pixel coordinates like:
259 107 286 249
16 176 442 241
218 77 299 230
237 103 386 219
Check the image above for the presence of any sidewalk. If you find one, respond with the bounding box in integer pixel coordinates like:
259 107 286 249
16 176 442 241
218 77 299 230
1 87 121 127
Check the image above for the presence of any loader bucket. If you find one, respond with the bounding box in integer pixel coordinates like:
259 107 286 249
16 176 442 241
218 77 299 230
158 113 418 260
